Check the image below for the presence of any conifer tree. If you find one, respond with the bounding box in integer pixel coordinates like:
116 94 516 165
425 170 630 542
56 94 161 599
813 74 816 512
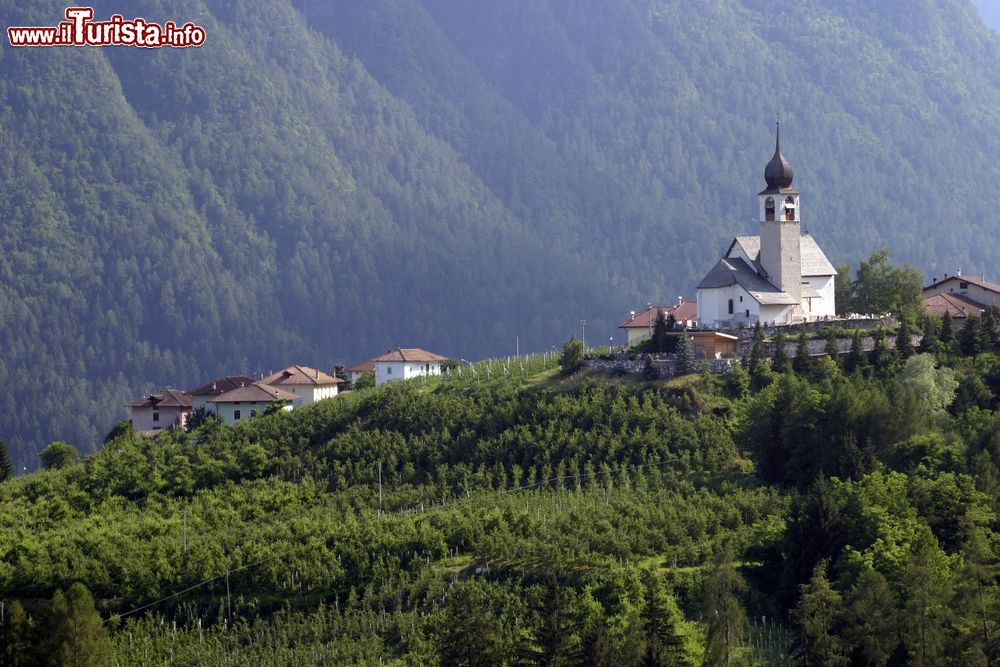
772 332 791 373
824 330 840 363
794 560 850 666
917 316 939 354
902 543 951 667
748 322 766 374
844 566 899 667
3 600 35 667
641 570 697 667
47 583 112 667
982 306 1000 350
651 310 670 354
793 330 813 375
940 312 955 344
703 544 745 667
895 315 915 359
674 330 697 376
845 331 868 374
0 436 13 483
959 315 984 356
870 329 895 373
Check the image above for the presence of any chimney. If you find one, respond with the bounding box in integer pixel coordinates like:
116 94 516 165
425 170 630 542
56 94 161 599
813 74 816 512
958 267 962 277
678 296 684 305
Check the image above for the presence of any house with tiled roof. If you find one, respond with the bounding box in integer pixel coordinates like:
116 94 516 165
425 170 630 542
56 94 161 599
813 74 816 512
187 375 256 412
619 299 697 346
372 348 449 386
344 359 376 384
696 126 836 328
128 388 192 434
259 365 343 405
208 384 300 425
923 273 1000 320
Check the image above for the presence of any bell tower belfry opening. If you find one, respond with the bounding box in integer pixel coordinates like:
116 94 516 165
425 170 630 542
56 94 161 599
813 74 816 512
758 122 802 306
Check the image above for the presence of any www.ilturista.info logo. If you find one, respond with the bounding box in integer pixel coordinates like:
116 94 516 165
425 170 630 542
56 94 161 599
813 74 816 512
7 7 206 48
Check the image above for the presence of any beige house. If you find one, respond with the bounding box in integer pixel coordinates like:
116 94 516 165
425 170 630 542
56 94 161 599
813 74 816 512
187 375 256 413
923 274 1000 318
129 389 192 435
209 384 299 425
344 359 376 384
259 365 343 405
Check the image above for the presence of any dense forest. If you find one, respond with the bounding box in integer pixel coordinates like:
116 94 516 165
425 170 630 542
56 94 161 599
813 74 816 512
1 312 1000 665
3 0 1000 468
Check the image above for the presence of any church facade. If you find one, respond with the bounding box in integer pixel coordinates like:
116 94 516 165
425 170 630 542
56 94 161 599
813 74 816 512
696 126 836 328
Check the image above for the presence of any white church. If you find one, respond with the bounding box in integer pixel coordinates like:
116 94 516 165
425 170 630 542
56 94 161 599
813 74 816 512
696 126 836 328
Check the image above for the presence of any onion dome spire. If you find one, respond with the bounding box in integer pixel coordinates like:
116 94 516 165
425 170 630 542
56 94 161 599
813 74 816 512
760 121 798 195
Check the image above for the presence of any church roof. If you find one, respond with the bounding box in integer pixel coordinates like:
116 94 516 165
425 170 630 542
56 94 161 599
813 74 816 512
726 234 835 277
695 257 799 305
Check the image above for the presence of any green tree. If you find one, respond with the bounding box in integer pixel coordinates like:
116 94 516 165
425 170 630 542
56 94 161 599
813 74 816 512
674 330 697 376
851 249 923 318
641 570 698 667
896 355 959 418
953 517 1000 665
834 263 853 316
845 331 868 374
651 310 670 354
353 371 375 390
703 545 746 667
870 329 895 374
843 566 898 667
47 583 112 667
560 337 585 375
959 315 986 356
940 313 955 345
0 436 13 482
917 316 939 355
536 584 584 667
794 560 850 666
39 441 80 470
901 543 952 667
439 582 505 667
895 316 914 359
772 332 791 373
3 600 35 667
747 323 766 375
824 330 840 362
794 330 814 375
643 354 660 381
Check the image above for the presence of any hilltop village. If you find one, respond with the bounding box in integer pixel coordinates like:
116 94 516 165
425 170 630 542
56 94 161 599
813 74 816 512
127 127 1000 436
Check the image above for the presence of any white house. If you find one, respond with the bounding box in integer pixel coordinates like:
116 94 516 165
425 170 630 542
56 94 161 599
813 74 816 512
259 365 342 405
208 384 299 425
372 348 449 386
344 359 376 384
697 125 836 328
128 388 192 435
923 273 1000 316
187 375 256 413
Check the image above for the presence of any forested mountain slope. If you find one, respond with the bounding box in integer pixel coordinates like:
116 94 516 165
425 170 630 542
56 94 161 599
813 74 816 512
2 0 1000 465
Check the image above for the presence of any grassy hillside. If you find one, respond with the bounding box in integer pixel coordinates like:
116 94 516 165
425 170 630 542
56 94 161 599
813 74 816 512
3 0 1000 466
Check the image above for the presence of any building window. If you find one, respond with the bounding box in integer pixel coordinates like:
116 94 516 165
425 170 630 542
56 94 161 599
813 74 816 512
960 282 969 289
746 309 750 318
387 367 392 375
739 296 743 302
153 412 160 422
234 409 241 421
765 197 775 222
250 409 257 418
728 299 734 314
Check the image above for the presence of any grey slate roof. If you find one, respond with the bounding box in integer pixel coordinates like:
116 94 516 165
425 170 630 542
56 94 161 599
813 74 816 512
726 234 835 277
695 257 799 305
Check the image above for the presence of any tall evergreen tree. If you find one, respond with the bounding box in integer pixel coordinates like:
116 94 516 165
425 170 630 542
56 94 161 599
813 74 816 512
0 436 13 483
748 322 766 375
641 570 697 667
895 316 914 359
844 566 899 667
703 545 746 667
793 330 814 375
870 329 895 374
940 312 955 345
3 600 35 667
772 332 791 373
824 330 841 363
536 583 584 667
917 316 939 355
901 543 952 667
954 520 999 665
794 560 850 666
959 315 985 356
845 331 868 374
674 330 697 376
47 583 112 667
651 310 670 354
982 307 1000 350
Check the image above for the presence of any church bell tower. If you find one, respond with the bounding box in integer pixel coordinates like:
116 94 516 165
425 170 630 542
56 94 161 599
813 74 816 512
758 123 802 306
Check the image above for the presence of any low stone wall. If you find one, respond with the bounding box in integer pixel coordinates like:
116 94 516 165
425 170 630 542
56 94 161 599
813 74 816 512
584 355 735 379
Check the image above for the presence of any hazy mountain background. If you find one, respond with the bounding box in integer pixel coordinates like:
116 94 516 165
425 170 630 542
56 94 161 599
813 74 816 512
2 0 1000 467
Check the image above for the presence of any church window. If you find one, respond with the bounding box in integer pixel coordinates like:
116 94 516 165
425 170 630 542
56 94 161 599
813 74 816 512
728 299 734 314
784 196 796 220
765 197 775 221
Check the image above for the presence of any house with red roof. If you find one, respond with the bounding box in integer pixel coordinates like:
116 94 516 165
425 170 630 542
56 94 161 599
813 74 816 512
923 273 1000 319
128 389 192 435
619 300 698 346
372 348 449 386
208 383 300 425
259 365 343 405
